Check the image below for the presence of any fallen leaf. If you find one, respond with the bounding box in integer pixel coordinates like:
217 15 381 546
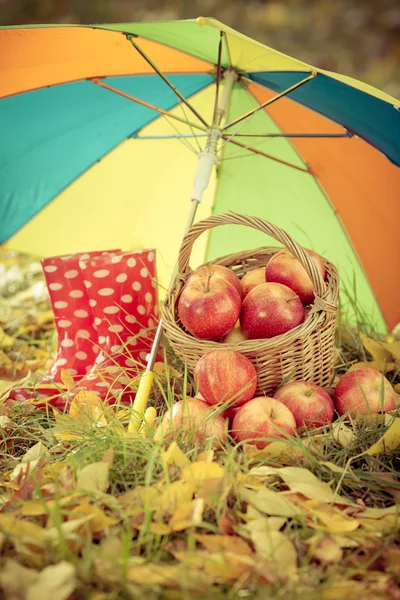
252 466 342 504
77 461 110 493
71 501 116 533
181 461 225 485
156 480 196 517
69 390 108 426
169 498 204 531
250 530 297 578
0 514 48 553
365 418 400 454
0 559 38 597
196 450 214 463
26 561 76 600
238 487 300 517
60 368 75 392
242 516 287 538
21 441 49 464
382 341 400 360
173 549 256 583
311 507 360 533
332 422 357 448
306 534 343 563
194 534 253 556
153 362 182 379
126 562 189 587
162 441 191 468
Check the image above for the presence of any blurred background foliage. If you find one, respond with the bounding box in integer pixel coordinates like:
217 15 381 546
1 0 399 97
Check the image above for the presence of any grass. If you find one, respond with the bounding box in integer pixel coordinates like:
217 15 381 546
1 302 400 598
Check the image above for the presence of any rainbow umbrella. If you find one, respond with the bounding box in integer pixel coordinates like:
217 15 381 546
1 17 399 335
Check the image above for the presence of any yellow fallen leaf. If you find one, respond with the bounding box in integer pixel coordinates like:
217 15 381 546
196 450 214 463
117 486 160 511
0 514 48 553
243 440 292 458
156 480 196 516
238 487 300 518
194 534 253 556
126 563 185 587
77 461 110 493
312 508 360 533
382 341 400 360
26 561 76 600
306 534 343 563
173 550 256 583
350 360 396 373
242 516 287 537
169 498 205 531
395 383 400 394
332 422 357 448
359 504 399 519
360 334 394 363
320 461 347 475
21 441 49 464
153 362 182 379
69 390 108 426
161 441 191 468
365 418 400 455
60 368 75 392
358 514 399 533
71 502 116 533
181 461 225 485
250 530 297 578
0 559 38 597
250 466 342 504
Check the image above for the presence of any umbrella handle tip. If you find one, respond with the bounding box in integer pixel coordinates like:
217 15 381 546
197 17 207 26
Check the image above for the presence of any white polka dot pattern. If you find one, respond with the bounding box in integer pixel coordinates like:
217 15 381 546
127 258 136 268
76 351 88 360
140 268 148 278
49 283 63 291
98 288 115 296
59 320 72 328
121 294 133 303
74 309 89 318
61 339 74 348
116 273 127 283
137 305 146 315
70 290 84 298
54 301 68 309
44 265 57 273
104 306 119 314
132 281 141 291
94 269 110 278
65 270 79 279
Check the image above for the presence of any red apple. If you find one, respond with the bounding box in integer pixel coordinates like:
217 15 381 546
185 265 242 298
162 397 228 446
241 267 266 297
273 381 334 428
240 283 304 339
266 249 326 305
178 275 241 340
231 397 296 449
334 368 396 416
221 321 248 344
194 350 257 408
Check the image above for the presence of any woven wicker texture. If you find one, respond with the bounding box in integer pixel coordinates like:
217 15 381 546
162 212 339 395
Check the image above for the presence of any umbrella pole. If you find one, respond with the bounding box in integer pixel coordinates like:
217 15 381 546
128 69 238 434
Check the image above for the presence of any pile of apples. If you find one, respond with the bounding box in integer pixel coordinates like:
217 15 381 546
177 248 326 341
162 349 397 449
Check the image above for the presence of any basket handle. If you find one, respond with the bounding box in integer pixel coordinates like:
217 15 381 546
178 212 330 301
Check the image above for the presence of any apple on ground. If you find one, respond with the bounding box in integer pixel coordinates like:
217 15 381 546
161 396 228 446
273 381 334 428
266 248 326 306
194 350 257 408
178 274 241 340
185 264 242 298
221 321 248 344
241 267 267 297
334 368 396 416
240 282 304 339
231 396 296 449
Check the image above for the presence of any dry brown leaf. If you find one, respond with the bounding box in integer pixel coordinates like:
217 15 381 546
169 498 205 531
239 487 300 518
250 530 297 578
162 441 191 468
26 561 76 600
194 534 253 556
76 461 110 493
306 534 343 563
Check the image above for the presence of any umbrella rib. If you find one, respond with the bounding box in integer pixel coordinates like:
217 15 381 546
127 35 210 129
222 32 232 68
92 78 207 133
222 72 317 131
211 32 224 128
224 132 353 139
221 135 310 173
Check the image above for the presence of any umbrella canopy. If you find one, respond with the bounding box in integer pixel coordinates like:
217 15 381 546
0 17 399 332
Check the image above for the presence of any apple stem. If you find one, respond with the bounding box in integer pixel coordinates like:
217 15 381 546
206 264 212 293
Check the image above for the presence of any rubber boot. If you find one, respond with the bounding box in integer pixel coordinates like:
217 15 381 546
10 250 120 408
75 249 159 404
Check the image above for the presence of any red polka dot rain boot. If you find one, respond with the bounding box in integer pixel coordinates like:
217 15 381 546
9 250 120 409
76 249 159 405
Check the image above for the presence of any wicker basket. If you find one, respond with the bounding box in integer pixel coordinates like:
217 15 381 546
162 212 339 396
